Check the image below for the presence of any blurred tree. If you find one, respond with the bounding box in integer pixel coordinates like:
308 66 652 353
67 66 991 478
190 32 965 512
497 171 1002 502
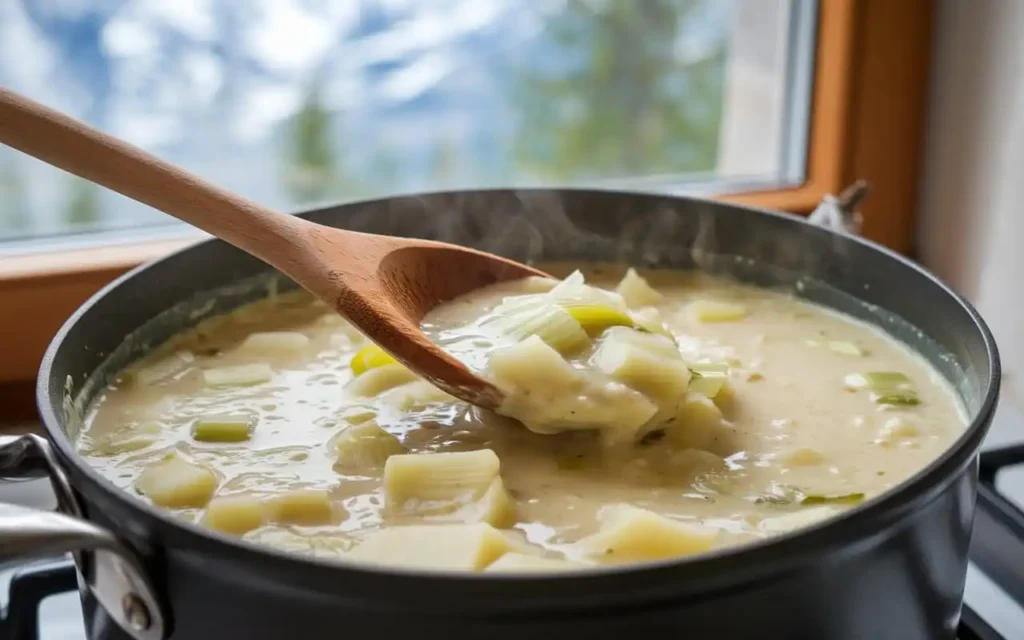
512 0 726 180
281 83 341 204
0 159 30 233
428 138 460 188
63 177 101 228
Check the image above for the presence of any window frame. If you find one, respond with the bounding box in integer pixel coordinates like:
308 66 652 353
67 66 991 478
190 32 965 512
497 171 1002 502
0 0 935 404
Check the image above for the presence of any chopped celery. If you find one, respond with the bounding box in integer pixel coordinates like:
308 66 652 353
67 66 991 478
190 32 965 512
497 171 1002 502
192 415 256 443
863 371 911 387
800 493 865 505
688 363 729 398
872 391 921 406
845 371 920 406
350 344 398 375
564 305 635 336
483 302 589 353
202 363 273 387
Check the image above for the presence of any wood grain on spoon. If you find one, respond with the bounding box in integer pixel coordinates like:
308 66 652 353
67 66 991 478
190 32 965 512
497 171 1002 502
0 88 548 409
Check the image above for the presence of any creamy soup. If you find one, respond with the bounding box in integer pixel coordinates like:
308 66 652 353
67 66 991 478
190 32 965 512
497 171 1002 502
79 265 965 572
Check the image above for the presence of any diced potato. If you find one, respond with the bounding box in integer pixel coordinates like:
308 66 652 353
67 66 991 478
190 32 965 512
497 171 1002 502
575 505 718 563
136 453 219 508
236 331 310 356
616 268 664 308
201 495 265 535
672 393 725 432
780 447 825 466
350 344 398 375
333 421 405 471
203 363 274 387
338 405 377 425
452 477 517 527
344 363 418 397
264 489 338 526
485 552 586 573
488 335 581 391
759 506 843 534
687 300 747 323
129 350 195 386
591 327 691 400
191 415 256 443
245 526 354 559
384 450 500 516
345 523 511 571
382 380 454 411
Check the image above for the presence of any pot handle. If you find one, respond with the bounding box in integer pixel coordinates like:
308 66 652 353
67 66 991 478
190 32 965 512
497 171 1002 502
807 180 870 236
0 434 168 640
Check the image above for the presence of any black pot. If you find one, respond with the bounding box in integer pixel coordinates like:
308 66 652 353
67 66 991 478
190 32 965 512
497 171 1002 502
0 189 1000 640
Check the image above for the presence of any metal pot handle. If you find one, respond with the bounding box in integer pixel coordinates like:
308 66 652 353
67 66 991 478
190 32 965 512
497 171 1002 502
807 180 870 236
0 433 167 640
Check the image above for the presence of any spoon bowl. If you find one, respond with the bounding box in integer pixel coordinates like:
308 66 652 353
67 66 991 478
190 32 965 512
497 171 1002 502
0 88 547 409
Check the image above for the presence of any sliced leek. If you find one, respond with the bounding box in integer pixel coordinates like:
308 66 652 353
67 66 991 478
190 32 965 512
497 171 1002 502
845 371 920 406
687 362 729 398
350 344 398 375
344 364 418 397
565 305 635 336
191 415 256 443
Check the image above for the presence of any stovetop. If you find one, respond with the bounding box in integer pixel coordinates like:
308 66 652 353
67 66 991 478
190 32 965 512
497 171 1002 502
4 404 1024 640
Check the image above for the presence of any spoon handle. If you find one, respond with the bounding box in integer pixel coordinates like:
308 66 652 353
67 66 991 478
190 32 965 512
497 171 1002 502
0 88 313 266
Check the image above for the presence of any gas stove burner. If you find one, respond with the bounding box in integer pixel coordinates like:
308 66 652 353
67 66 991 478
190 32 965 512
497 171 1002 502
3 443 1024 639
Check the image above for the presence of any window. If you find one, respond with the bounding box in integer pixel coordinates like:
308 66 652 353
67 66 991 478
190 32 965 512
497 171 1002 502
0 0 813 251
0 0 934 395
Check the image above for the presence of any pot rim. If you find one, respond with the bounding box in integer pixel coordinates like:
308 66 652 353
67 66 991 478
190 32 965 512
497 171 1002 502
36 187 1001 609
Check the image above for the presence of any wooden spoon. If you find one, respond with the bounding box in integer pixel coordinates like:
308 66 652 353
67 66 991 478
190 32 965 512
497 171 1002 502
0 88 548 409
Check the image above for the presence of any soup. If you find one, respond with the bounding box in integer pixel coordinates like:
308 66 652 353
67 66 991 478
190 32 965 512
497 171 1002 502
78 265 964 572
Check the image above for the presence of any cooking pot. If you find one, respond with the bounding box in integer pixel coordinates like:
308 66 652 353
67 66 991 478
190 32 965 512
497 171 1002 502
0 188 1000 639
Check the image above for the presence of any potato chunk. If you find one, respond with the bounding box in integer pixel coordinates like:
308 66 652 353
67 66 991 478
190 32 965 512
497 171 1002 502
345 523 512 571
488 335 580 391
236 331 310 356
203 363 274 387
264 489 338 526
344 364 418 397
485 552 586 573
591 327 691 400
616 268 664 308
201 495 265 535
136 453 218 508
384 450 500 517
333 421 405 471
576 505 718 563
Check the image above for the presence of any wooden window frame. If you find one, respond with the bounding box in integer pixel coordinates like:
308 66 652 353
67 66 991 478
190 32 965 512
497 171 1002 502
0 0 934 423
